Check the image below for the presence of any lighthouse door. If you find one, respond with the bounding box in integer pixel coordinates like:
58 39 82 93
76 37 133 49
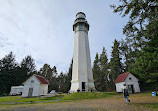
82 82 85 91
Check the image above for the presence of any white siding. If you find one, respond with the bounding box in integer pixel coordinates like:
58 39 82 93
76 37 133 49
70 27 95 92
125 74 140 92
22 76 40 97
115 82 125 92
39 84 48 95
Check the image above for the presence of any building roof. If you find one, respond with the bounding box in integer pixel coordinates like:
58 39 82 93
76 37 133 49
114 72 130 83
23 74 49 85
34 75 49 85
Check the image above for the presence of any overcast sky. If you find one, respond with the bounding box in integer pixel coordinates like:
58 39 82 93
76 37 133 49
0 0 128 73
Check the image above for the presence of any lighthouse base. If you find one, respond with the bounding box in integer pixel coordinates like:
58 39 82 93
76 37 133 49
69 81 96 93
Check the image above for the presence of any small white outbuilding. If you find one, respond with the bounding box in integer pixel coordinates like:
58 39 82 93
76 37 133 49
22 74 49 97
10 86 24 95
114 72 141 93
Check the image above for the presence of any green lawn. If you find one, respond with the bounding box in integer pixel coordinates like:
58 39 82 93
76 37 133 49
61 92 116 101
14 95 63 102
0 95 63 103
0 96 21 103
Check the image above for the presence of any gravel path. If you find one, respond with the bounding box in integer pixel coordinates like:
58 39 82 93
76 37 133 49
1 94 157 111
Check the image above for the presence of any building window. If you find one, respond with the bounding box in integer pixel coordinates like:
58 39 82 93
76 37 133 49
79 24 84 30
31 80 34 83
129 78 132 80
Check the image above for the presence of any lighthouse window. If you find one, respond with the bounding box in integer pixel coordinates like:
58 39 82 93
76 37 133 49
79 24 84 30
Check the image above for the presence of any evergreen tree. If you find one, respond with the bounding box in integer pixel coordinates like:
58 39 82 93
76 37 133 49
65 59 73 92
119 39 136 72
20 55 36 84
100 47 109 91
50 66 58 91
57 72 67 93
109 39 122 91
92 53 101 91
0 52 17 95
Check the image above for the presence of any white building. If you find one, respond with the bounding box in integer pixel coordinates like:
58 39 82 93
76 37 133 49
22 74 49 97
10 86 24 95
114 72 141 93
69 12 96 93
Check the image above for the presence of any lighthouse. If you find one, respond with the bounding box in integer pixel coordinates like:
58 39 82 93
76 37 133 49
70 12 96 93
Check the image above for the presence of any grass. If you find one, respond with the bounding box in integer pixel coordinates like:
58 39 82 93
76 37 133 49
14 95 63 102
142 103 158 110
0 96 21 103
130 92 152 97
130 92 158 110
61 92 116 101
0 95 63 103
134 103 158 111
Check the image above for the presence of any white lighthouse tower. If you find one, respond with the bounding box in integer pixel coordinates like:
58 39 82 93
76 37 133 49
70 12 96 93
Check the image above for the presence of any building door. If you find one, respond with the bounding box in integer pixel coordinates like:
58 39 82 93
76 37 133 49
28 88 33 97
82 82 85 91
128 85 134 93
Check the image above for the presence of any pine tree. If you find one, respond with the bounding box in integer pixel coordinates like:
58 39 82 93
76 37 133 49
92 53 101 91
65 59 73 92
50 66 59 92
0 52 17 95
57 72 67 92
100 47 109 91
119 39 136 72
20 55 36 84
109 39 122 91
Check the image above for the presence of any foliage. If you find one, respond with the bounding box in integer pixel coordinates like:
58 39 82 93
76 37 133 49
119 39 136 72
92 53 102 91
38 64 58 92
109 39 122 91
64 59 73 92
57 72 67 92
0 52 36 96
111 0 158 47
100 47 109 91
0 52 18 95
37 59 72 93
19 55 36 84
111 0 158 90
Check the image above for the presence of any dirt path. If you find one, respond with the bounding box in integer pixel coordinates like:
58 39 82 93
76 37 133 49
2 95 157 111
